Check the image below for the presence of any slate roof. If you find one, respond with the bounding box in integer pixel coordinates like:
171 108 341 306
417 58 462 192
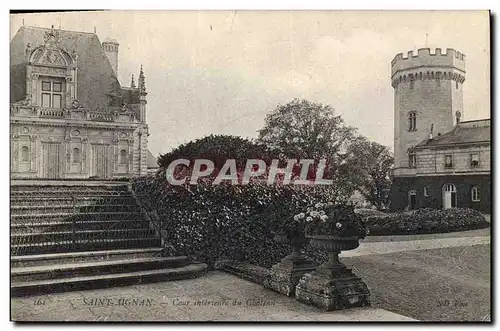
415 119 491 149
10 26 140 109
147 149 159 169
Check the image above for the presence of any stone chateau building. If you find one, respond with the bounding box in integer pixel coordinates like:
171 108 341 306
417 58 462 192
10 25 158 179
390 48 491 213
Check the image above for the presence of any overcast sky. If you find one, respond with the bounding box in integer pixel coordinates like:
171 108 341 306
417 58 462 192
10 11 490 156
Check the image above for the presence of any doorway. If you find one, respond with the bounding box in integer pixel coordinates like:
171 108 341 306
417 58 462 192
41 142 61 178
91 144 111 178
442 184 457 209
408 190 417 210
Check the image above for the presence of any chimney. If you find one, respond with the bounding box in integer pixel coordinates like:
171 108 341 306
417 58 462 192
102 38 119 77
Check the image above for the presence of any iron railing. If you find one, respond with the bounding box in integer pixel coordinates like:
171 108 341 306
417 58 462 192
10 187 159 256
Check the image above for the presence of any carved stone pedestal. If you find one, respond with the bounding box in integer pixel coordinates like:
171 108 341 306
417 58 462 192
263 233 316 297
295 236 370 311
264 253 316 297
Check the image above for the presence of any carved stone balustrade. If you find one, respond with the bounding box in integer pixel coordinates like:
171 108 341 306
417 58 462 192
10 104 138 124
37 108 66 118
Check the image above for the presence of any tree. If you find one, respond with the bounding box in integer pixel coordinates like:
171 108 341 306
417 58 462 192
346 137 394 210
257 99 359 200
257 99 394 207
258 99 356 160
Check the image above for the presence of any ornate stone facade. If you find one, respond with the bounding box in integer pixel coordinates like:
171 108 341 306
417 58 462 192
10 26 153 179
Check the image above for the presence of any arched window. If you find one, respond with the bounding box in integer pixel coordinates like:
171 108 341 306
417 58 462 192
442 184 457 209
456 110 462 124
470 153 479 168
21 146 29 162
120 149 127 165
408 111 417 131
72 148 80 163
471 186 480 202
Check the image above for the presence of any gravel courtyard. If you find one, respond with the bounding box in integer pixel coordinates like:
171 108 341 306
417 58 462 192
343 244 490 321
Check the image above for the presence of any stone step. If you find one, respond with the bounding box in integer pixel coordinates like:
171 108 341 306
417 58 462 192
10 196 137 206
11 188 131 195
11 247 164 268
11 204 141 216
11 237 161 256
11 263 208 297
11 211 145 223
10 219 152 234
11 229 157 245
10 185 129 193
11 256 191 282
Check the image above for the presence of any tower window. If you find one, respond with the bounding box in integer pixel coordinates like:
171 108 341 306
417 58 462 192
456 81 459 89
409 80 414 89
409 153 416 168
471 186 480 202
445 154 453 168
21 146 29 162
408 111 417 131
456 110 462 124
470 153 479 168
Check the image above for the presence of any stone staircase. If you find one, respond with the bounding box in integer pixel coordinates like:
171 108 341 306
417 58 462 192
10 180 207 297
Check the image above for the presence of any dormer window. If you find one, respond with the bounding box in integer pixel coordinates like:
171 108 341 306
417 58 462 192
445 154 453 168
470 153 479 168
40 77 65 109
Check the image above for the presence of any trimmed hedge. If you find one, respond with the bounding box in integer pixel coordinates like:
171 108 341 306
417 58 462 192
133 175 335 269
133 174 488 270
363 208 489 236
354 208 387 218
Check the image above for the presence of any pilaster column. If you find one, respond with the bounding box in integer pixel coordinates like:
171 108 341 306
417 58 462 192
30 73 39 104
30 134 37 173
82 137 88 174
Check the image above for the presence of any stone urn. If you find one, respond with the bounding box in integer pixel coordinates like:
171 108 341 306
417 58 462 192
295 235 370 311
263 232 316 297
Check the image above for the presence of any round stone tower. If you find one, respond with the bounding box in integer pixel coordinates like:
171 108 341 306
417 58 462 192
391 48 466 169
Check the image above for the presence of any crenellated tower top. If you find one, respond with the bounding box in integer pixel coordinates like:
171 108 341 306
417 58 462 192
391 48 466 88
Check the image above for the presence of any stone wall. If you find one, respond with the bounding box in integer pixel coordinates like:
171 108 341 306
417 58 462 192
390 174 491 213
416 145 490 174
